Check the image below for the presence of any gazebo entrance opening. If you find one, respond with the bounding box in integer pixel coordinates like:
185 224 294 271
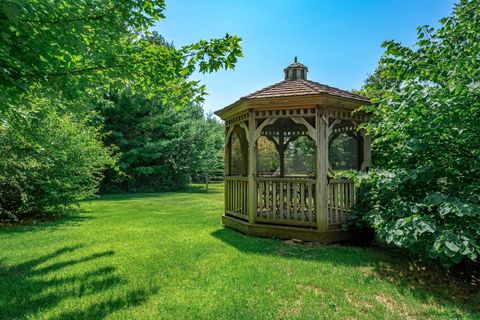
217 58 371 242
255 116 317 228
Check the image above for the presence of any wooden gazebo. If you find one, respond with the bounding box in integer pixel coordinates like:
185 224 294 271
214 58 371 242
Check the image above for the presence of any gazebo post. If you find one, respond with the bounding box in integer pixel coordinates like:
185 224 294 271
224 126 230 176
278 132 285 177
316 106 328 230
247 110 257 224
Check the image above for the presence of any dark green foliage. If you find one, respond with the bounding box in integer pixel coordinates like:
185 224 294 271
353 170 479 266
329 133 359 171
198 115 225 177
0 106 113 219
356 0 480 266
97 89 224 192
0 1 242 108
285 136 315 175
0 1 242 218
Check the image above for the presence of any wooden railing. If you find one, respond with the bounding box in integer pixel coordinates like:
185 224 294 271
224 176 357 229
224 176 248 220
328 179 356 226
255 177 316 227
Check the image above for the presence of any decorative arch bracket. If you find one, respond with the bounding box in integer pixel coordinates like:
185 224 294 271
253 117 276 142
290 116 317 142
225 125 234 145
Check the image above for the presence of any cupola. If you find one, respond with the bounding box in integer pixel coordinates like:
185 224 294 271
284 56 308 80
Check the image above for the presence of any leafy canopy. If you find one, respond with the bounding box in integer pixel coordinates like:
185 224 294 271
0 1 243 217
0 0 242 110
357 0 480 266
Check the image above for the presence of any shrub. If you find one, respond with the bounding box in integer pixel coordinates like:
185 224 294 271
0 106 114 219
353 169 480 267
354 0 480 267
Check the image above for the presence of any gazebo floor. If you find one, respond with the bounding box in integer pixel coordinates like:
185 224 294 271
222 215 372 243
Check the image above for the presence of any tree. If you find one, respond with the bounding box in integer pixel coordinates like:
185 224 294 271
356 0 480 266
95 32 227 193
0 1 242 218
97 89 224 193
196 115 225 193
1 1 242 109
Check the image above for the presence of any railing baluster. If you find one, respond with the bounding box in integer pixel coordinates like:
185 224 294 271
337 183 341 223
259 181 263 217
239 180 242 214
293 183 298 221
238 181 241 215
338 183 342 223
241 181 245 215
328 183 332 224
265 181 270 219
300 183 305 222
237 180 240 214
286 181 291 219
272 180 277 218
333 183 338 224
245 180 248 216
307 182 313 221
230 180 233 212
244 180 247 216
337 183 342 223
234 180 237 213
242 180 245 215
279 181 284 219
346 182 350 218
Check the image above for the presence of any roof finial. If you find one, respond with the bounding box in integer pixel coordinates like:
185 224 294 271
294 56 298 63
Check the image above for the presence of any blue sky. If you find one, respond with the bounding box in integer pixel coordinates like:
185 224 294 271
155 0 456 113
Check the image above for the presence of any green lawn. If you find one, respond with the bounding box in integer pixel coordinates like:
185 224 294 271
1 184 478 319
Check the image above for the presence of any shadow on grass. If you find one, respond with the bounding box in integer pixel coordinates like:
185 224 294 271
212 227 480 315
0 213 95 235
0 245 157 319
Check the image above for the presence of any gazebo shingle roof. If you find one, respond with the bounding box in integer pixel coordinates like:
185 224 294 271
215 58 370 118
244 79 369 103
283 61 308 70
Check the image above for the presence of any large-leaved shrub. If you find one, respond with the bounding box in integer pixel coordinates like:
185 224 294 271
355 0 480 266
353 170 480 266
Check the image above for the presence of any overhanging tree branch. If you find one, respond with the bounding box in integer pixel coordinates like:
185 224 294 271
19 1 128 24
